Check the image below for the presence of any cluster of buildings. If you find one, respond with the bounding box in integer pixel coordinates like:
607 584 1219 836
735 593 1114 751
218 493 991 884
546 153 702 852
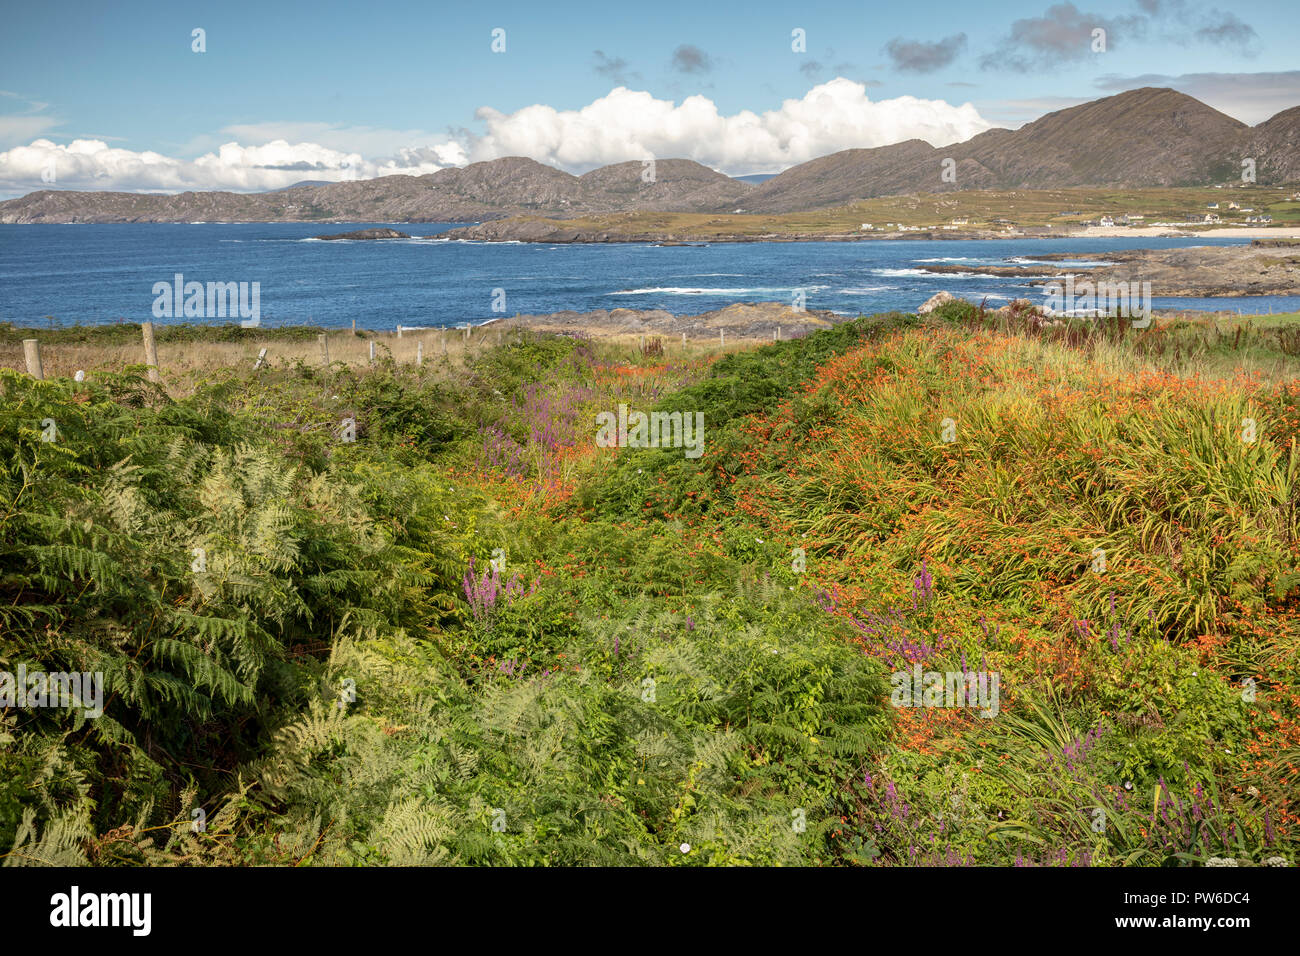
859 216 1022 233
1199 200 1272 224
859 222 934 232
1084 214 1147 227
855 202 1283 234
1080 215 1135 227
1073 203 1278 228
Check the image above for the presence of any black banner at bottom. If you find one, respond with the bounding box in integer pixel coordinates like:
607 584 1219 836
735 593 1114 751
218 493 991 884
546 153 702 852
1 864 1279 943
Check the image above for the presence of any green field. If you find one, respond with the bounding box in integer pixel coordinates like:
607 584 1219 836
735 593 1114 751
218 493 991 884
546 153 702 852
476 186 1300 239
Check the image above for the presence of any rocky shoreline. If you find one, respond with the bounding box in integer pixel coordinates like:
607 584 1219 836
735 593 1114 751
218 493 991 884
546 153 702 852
436 219 1034 244
491 300 853 340
913 242 1300 296
434 219 1300 246
464 291 1290 343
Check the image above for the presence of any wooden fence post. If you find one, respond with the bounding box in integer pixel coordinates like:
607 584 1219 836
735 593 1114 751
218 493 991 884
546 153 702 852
417 340 423 366
142 322 160 381
369 340 375 363
318 333 330 366
23 339 43 380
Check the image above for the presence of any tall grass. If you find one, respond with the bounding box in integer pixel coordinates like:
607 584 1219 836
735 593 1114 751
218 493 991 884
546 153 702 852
580 309 1299 864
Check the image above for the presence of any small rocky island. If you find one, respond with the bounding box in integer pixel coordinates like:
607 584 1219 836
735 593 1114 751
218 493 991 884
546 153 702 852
313 227 411 241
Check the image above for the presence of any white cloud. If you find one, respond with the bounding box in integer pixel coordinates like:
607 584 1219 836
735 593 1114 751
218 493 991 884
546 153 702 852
0 137 465 195
0 79 993 194
471 79 994 174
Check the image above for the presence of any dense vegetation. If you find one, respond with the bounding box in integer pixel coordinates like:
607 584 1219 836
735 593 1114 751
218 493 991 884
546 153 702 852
2 307 1297 866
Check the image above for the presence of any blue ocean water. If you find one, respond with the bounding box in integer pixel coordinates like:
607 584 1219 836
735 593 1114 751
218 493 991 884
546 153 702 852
1 222 1297 329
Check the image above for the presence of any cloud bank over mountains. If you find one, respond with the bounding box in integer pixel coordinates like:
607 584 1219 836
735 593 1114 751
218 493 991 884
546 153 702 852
0 79 991 195
467 80 991 175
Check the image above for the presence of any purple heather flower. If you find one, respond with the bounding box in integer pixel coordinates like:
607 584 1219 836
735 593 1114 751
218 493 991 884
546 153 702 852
912 559 934 608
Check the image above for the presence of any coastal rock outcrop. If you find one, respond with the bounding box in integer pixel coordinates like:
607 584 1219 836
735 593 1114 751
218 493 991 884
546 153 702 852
917 291 962 314
494 300 847 340
314 228 411 240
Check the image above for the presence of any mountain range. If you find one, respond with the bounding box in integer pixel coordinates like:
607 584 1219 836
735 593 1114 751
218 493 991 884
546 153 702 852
2 88 1297 224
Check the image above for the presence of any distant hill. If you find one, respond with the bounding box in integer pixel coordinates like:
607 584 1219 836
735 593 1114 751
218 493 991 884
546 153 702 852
742 88 1287 213
269 180 331 191
1244 105 1300 184
0 157 754 223
1 88 1296 224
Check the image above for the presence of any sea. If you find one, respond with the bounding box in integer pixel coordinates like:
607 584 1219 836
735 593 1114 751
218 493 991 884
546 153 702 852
2 222 1297 330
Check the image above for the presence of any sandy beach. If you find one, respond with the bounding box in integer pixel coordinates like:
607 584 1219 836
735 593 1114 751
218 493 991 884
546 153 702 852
1072 225 1300 239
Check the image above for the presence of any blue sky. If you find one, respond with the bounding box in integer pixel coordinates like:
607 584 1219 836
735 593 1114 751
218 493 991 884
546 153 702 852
1 0 1297 195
